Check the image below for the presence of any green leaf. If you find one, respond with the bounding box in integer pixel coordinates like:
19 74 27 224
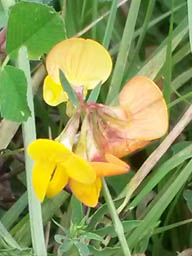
88 245 121 256
183 189 192 213
58 240 74 253
6 2 66 59
87 82 102 103
59 70 79 107
0 65 31 122
74 241 90 256
94 220 142 238
54 234 66 245
71 195 83 226
80 232 104 242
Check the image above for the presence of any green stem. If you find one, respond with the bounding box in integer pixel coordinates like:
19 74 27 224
1 0 15 14
103 0 118 49
18 47 47 256
102 178 132 256
106 0 141 104
92 0 98 39
130 0 155 63
0 221 21 250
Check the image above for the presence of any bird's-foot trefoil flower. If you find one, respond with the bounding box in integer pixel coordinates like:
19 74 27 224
28 138 130 207
28 38 169 208
43 38 112 106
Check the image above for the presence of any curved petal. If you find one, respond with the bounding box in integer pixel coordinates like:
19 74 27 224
105 154 128 168
32 160 55 202
90 161 130 177
28 139 72 162
63 154 96 184
69 177 101 207
46 38 112 89
43 75 68 106
118 76 168 139
101 137 150 158
93 120 150 158
46 164 68 198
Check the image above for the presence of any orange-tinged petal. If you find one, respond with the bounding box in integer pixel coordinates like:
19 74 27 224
69 177 102 207
28 139 72 162
32 160 55 202
46 164 69 198
101 138 150 158
92 112 150 158
118 76 168 139
46 38 112 89
90 162 130 177
43 75 68 106
62 154 96 184
105 153 128 168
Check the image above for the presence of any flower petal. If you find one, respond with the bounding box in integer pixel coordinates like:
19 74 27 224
32 160 55 202
46 38 112 89
90 162 130 177
93 118 150 158
118 76 168 139
43 75 68 106
46 164 68 198
69 177 101 207
28 139 72 162
105 153 128 168
63 154 96 184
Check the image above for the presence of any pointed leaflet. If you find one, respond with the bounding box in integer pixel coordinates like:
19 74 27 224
0 65 31 122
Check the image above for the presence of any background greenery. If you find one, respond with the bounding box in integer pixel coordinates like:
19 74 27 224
0 0 192 255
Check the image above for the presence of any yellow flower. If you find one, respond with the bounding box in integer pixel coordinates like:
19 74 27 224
43 38 112 106
28 139 129 207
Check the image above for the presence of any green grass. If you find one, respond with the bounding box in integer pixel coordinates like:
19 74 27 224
0 0 192 255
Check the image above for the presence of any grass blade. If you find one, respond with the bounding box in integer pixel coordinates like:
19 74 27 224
187 0 192 52
106 0 141 104
163 0 174 105
18 46 47 256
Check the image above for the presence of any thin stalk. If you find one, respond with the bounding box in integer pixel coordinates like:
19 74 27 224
88 0 118 103
103 0 118 48
106 0 141 104
163 0 174 106
18 47 47 256
0 221 21 250
1 0 15 14
102 178 132 256
187 0 192 52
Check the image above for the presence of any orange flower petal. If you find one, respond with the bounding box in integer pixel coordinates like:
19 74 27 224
46 38 112 89
118 76 168 140
101 137 150 158
105 153 128 168
90 161 130 177
69 177 102 207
